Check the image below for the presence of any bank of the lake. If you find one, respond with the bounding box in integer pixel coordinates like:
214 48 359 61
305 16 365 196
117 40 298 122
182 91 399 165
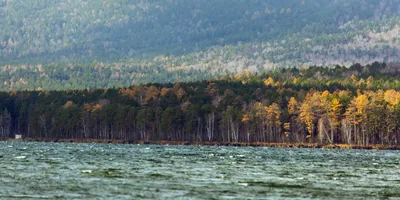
4 138 400 150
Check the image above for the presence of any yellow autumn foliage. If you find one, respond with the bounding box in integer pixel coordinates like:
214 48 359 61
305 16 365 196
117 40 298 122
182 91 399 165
288 97 298 114
329 98 342 128
300 102 314 134
241 114 250 123
264 77 275 87
384 90 400 106
354 94 369 115
265 103 281 127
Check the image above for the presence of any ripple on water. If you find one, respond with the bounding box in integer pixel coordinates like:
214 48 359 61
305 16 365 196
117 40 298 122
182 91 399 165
0 142 400 199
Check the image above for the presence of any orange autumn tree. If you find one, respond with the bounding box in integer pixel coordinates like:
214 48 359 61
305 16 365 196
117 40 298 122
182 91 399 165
356 93 369 145
345 93 369 145
328 98 342 143
300 90 329 143
264 77 275 87
300 101 314 139
298 90 341 143
317 91 332 143
288 97 299 115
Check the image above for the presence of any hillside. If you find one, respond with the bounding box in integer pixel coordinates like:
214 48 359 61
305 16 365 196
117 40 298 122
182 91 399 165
0 0 400 90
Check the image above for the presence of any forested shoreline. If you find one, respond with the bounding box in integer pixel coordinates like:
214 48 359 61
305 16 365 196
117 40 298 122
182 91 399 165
2 62 400 146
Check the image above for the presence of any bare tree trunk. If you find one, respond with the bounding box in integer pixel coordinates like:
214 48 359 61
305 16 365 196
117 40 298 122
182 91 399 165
206 113 215 141
39 115 47 138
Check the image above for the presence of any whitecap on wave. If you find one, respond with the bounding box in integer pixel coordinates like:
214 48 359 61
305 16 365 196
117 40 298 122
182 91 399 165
14 156 26 159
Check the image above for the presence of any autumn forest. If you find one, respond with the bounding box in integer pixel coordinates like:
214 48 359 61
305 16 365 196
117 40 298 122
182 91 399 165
1 62 400 146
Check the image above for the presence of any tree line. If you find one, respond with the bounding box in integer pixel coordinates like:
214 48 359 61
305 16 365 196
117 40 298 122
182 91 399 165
1 62 400 145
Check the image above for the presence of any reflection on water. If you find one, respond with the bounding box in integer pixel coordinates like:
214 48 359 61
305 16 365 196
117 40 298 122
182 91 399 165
1 142 400 199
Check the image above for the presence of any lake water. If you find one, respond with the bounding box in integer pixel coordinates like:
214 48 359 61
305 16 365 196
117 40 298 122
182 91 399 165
1 142 400 199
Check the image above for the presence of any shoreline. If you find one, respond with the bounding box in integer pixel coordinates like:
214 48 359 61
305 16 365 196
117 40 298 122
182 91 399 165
2 138 400 150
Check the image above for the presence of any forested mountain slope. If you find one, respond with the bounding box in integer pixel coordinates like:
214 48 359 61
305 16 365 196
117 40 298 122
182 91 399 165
0 0 399 90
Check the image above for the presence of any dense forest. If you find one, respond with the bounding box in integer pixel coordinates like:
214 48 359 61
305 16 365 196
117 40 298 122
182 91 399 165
2 62 400 145
0 0 400 90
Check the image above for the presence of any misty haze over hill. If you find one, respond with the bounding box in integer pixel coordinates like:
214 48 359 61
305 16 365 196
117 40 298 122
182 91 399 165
0 0 399 90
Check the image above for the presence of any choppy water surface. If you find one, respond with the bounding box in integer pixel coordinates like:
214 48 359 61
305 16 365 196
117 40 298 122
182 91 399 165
1 142 400 199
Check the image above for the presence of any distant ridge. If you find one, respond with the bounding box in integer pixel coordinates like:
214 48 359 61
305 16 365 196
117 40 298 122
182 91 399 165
0 0 399 90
